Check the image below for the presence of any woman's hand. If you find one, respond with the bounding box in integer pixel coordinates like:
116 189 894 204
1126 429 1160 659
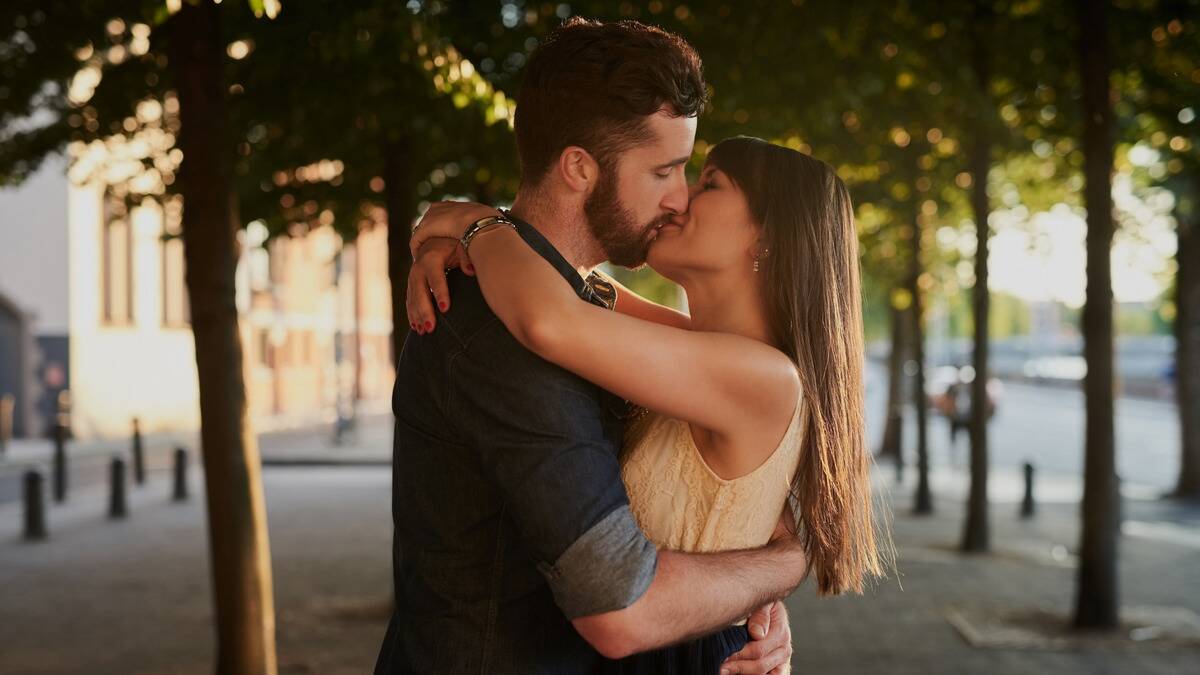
406 238 475 335
409 200 502 260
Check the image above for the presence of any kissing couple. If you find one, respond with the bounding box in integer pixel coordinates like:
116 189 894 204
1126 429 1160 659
376 16 888 675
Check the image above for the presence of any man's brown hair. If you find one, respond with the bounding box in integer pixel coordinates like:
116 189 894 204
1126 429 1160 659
514 17 707 184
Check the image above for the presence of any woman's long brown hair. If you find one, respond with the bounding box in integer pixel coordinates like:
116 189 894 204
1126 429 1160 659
709 136 890 595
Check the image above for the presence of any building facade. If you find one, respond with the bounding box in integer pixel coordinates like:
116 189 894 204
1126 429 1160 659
0 154 394 440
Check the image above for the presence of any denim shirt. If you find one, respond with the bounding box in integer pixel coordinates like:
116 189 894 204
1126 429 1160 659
375 216 658 674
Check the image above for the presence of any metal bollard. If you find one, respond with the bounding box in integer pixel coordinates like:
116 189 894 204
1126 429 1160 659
109 457 127 519
23 470 47 541
52 422 67 503
131 418 145 485
1021 462 1035 518
0 393 14 457
172 447 188 502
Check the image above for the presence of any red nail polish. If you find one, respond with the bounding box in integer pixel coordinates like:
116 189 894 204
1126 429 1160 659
438 301 448 312
424 321 433 331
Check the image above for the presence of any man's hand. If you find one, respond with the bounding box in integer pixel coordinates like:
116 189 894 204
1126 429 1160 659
720 601 792 675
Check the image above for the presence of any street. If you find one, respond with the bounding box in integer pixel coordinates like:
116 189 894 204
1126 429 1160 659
864 363 1181 497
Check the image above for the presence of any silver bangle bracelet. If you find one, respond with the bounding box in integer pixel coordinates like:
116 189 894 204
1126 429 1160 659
461 215 516 252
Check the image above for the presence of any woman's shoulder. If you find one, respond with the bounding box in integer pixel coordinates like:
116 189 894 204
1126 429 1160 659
724 336 801 429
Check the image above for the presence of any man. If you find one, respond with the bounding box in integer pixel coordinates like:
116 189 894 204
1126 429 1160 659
376 18 806 674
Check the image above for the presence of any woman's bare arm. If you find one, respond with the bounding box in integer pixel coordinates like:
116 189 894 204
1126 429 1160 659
410 225 799 444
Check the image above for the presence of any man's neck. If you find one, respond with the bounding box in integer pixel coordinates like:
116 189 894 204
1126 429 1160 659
509 189 607 276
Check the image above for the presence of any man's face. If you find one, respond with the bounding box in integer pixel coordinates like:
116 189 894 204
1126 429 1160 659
584 110 696 268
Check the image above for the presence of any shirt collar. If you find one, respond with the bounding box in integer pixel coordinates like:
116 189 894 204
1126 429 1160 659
504 210 616 310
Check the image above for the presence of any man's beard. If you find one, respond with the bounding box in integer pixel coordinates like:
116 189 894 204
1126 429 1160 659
584 167 671 268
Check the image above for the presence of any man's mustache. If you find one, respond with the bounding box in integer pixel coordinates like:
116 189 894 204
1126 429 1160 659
642 213 679 239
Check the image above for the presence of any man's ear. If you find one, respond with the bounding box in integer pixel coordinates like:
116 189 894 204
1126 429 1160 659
557 146 600 194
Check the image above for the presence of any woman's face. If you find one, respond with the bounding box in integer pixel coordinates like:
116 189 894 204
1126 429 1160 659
645 162 761 281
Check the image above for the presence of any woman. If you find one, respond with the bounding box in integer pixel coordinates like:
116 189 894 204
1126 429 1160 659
406 137 888 673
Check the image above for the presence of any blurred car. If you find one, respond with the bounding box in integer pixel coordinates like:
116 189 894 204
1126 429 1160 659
927 365 1002 422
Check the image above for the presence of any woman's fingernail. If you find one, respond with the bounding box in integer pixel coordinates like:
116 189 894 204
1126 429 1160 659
720 669 731 675
438 301 448 312
424 321 433 331
751 624 765 638
464 264 474 274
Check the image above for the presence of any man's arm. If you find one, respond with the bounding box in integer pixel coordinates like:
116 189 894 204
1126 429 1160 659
450 308 806 658
573 538 806 659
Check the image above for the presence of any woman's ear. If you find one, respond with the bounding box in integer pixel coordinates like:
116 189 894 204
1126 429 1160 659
751 231 771 259
557 146 599 194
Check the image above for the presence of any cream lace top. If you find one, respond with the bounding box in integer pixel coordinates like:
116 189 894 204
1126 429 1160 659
620 398 805 554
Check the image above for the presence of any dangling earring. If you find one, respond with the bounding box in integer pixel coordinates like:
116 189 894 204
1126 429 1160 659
753 247 769 273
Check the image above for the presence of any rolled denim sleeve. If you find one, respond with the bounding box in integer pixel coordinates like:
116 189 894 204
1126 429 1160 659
449 318 658 618
537 504 657 618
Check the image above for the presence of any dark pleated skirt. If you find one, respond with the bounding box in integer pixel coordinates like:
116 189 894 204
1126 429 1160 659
598 623 751 675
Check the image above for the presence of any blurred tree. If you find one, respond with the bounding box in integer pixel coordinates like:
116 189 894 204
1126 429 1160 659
1117 0 1200 499
929 0 1076 553
0 1 284 671
1075 0 1120 630
167 2 278 667
225 0 519 365
960 0 997 553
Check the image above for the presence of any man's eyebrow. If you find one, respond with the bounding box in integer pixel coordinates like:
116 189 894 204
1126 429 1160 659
653 156 691 170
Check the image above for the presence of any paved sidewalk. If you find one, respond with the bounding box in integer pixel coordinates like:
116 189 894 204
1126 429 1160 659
783 465 1200 674
0 465 393 675
0 412 392 506
2 443 1198 674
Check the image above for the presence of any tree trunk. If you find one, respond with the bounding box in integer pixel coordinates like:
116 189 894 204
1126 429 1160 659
877 301 907 471
384 138 417 368
169 2 277 672
1175 212 1200 498
962 4 992 554
910 209 933 515
1074 0 1120 631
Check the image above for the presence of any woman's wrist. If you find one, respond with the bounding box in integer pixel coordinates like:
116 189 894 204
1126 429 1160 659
462 215 517 253
459 205 504 234
410 202 503 258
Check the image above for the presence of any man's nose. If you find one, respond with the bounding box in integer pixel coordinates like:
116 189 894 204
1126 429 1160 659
662 173 690 215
